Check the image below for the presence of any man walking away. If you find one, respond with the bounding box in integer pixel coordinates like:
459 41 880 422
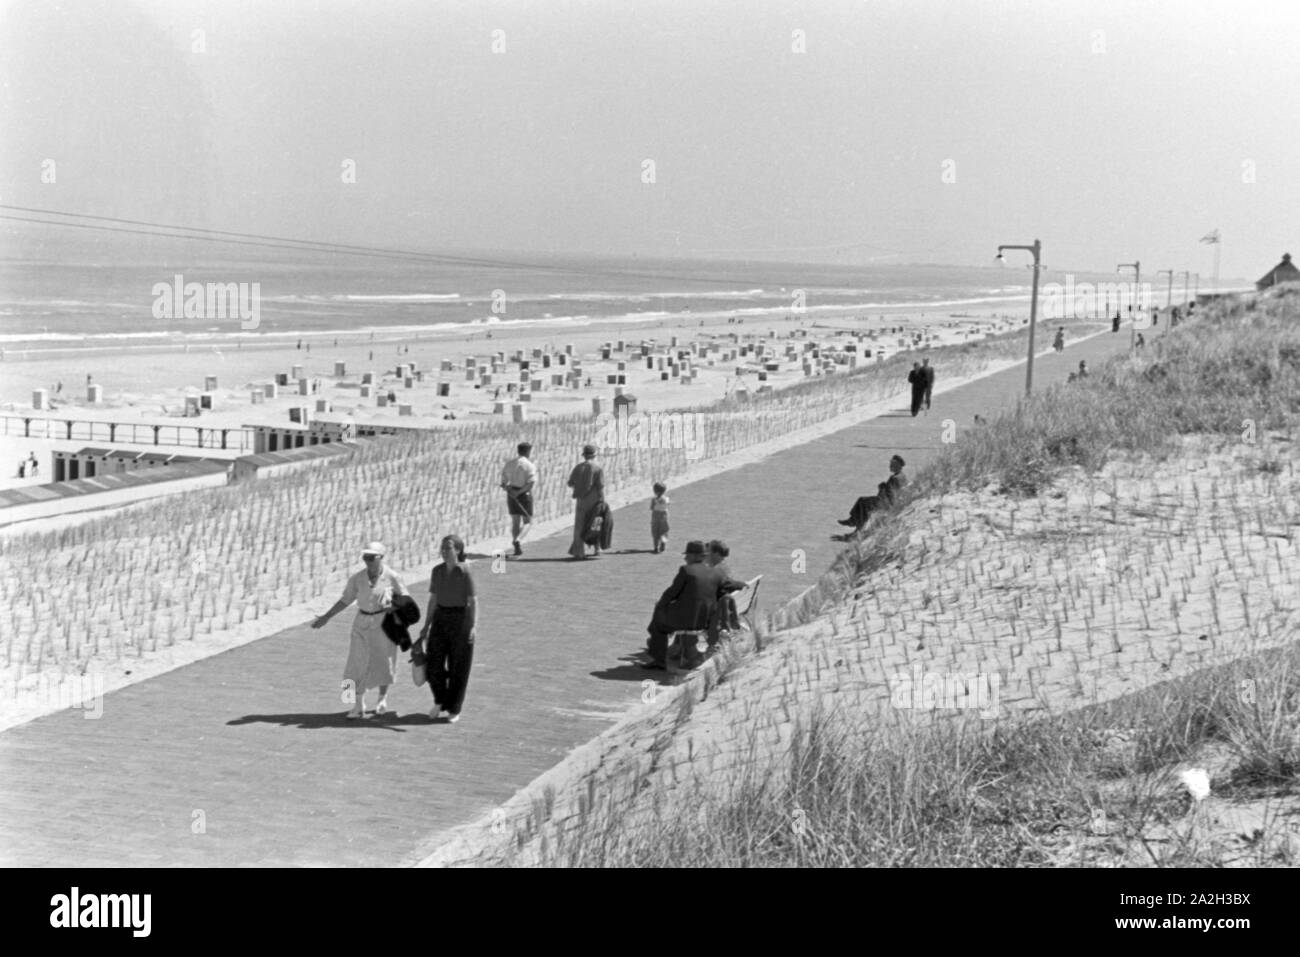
907 362 923 417
920 358 935 413
501 442 536 556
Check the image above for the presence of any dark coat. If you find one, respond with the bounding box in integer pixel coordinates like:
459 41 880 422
920 365 935 388
382 594 422 651
652 561 726 633
583 500 614 548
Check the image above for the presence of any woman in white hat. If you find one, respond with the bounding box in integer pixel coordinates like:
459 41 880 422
312 541 409 718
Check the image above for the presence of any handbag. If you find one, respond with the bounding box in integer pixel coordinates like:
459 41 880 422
411 646 427 687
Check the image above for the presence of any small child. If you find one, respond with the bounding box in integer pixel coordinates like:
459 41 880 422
650 482 670 553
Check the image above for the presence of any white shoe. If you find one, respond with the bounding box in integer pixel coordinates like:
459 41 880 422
429 706 444 719
445 713 460 724
375 698 390 715
346 705 366 719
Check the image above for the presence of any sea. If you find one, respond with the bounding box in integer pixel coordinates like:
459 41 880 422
0 240 1065 354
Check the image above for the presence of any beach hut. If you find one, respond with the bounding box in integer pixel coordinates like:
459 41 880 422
1256 253 1300 291
614 392 638 415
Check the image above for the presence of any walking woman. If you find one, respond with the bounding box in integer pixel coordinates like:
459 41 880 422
312 541 409 719
415 535 477 723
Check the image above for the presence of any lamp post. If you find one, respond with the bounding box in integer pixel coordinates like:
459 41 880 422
1118 260 1140 347
996 239 1042 395
1156 269 1174 308
1193 272 1200 302
1179 271 1190 308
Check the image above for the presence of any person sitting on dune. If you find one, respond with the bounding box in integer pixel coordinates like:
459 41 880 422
834 455 907 539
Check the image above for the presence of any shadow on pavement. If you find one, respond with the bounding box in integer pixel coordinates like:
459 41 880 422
590 654 664 683
226 711 435 730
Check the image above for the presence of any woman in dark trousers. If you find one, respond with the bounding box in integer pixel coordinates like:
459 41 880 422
415 535 477 723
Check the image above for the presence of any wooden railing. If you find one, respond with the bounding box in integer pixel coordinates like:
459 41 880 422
0 414 253 452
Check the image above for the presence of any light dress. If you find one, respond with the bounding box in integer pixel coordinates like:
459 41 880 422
340 567 408 692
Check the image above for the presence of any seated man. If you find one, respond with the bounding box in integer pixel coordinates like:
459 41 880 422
645 540 727 669
835 454 907 537
705 539 748 640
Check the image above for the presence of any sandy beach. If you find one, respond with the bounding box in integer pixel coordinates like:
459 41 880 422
0 300 1036 494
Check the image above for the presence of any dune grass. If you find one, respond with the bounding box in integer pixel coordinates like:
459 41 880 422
773 288 1300 632
525 624 1300 869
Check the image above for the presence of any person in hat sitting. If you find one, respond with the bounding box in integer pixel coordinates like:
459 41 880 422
644 540 728 669
312 541 410 719
834 455 907 539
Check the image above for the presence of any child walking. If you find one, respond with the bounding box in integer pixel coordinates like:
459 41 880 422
650 482 671 553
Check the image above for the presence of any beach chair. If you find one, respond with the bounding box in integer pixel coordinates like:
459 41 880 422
730 575 763 632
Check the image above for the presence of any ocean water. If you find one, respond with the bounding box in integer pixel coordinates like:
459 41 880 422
0 245 1043 349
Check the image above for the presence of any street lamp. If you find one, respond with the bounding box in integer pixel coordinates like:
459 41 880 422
1117 260 1140 347
1178 271 1190 308
1156 269 1174 308
996 239 1042 395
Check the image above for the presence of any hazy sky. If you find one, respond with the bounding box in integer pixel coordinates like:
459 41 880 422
2 0 1297 278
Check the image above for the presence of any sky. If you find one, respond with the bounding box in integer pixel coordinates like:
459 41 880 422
1 0 1297 280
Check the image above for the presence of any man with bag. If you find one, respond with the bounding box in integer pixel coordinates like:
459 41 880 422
567 444 605 559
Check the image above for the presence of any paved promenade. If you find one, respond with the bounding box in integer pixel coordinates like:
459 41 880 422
0 329 1133 866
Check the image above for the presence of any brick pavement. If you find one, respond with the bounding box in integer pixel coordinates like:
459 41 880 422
0 328 1134 866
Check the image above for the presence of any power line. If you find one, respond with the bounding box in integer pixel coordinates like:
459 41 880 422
0 204 886 290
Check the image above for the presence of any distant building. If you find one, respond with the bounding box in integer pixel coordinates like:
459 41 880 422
1256 252 1300 291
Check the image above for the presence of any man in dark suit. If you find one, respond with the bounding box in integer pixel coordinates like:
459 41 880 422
644 541 727 669
907 362 924 416
920 358 935 412
835 454 907 538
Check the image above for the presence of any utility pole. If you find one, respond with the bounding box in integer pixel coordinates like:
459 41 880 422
996 239 1043 395
1157 269 1174 308
1118 260 1140 348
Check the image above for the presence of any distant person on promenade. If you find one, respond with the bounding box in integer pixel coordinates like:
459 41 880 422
1135 334 1146 350
414 535 477 724
27 452 38 479
834 455 907 539
907 362 924 416
1053 327 1066 352
920 358 935 413
644 541 727 670
1112 312 1121 333
567 444 605 559
500 442 536 557
650 481 671 553
312 541 409 719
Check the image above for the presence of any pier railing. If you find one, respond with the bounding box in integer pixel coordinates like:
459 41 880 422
0 414 253 452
